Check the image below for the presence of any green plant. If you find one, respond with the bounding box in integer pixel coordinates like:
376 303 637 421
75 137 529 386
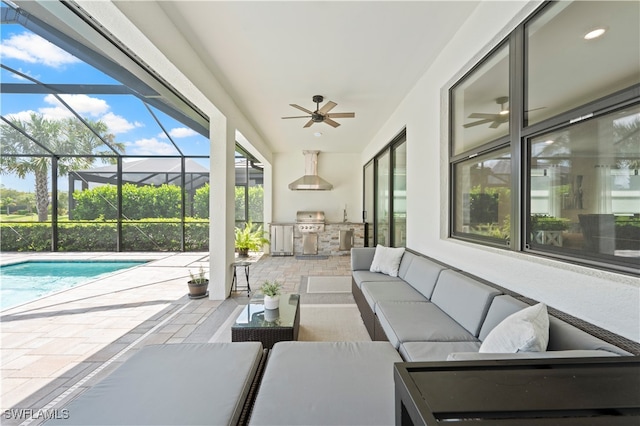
260 280 281 297
234 221 269 252
189 266 208 284
531 215 570 231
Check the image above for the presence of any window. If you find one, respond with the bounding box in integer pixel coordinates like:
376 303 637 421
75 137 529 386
449 0 640 273
527 105 640 269
453 147 511 244
364 129 407 247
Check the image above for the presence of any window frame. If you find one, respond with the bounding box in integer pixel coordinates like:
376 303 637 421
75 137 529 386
448 0 640 274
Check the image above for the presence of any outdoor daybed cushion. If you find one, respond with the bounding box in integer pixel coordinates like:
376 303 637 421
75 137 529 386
46 342 263 426
249 341 403 426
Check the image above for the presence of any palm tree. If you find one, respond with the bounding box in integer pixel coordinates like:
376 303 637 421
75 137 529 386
0 112 124 221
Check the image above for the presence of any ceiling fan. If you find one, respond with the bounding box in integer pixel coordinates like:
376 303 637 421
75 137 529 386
463 96 545 129
463 96 511 129
282 95 355 128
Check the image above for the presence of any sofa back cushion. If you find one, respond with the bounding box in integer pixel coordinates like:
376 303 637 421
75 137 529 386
402 255 447 299
547 316 631 355
431 270 501 337
350 247 376 271
397 251 416 280
479 295 529 341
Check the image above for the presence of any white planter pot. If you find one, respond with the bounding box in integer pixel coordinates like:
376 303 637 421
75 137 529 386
264 308 280 322
263 295 280 310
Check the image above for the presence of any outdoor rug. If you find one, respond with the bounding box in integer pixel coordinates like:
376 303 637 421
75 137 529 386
208 303 370 343
306 276 352 293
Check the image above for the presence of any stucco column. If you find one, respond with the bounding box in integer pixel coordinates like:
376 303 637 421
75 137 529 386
209 111 236 300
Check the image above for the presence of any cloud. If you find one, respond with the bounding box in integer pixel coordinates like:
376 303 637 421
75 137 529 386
126 138 177 155
101 112 143 134
4 110 38 122
169 127 198 138
40 94 110 120
1 32 80 68
157 127 199 139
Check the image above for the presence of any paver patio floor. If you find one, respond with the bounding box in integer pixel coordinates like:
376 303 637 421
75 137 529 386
0 251 351 425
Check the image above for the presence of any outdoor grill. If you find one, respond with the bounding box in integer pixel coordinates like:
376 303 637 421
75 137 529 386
295 211 326 233
296 211 325 255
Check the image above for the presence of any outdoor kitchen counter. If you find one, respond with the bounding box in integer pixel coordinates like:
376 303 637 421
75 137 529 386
269 222 365 256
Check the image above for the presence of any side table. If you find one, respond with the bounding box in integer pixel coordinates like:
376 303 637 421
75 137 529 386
230 261 251 297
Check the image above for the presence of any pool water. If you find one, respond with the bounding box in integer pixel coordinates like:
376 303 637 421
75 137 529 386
0 260 147 310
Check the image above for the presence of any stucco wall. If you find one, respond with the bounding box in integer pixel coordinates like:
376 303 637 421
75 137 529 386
361 0 639 341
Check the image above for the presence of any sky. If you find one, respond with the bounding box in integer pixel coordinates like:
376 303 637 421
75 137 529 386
0 18 210 192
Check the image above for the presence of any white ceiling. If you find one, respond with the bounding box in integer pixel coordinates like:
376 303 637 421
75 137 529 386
115 1 479 154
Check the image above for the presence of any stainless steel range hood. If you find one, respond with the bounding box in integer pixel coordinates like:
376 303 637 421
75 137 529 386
288 150 333 190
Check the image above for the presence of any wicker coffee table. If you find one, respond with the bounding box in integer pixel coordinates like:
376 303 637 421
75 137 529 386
231 293 300 349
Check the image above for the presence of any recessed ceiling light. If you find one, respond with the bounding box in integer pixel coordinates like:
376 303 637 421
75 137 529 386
584 27 606 40
314 132 323 137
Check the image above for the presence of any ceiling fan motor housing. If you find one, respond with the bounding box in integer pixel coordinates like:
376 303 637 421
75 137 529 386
311 112 324 122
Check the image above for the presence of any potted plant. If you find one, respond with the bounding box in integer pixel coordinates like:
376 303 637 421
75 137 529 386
235 221 270 257
260 280 282 310
187 266 209 299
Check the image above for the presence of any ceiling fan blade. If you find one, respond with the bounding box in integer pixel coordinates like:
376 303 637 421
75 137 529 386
463 119 494 128
468 113 499 119
318 101 337 114
489 120 503 129
323 117 340 128
326 112 355 118
282 116 311 119
290 104 314 115
303 119 314 128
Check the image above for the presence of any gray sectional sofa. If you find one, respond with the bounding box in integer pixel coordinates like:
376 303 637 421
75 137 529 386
351 247 634 361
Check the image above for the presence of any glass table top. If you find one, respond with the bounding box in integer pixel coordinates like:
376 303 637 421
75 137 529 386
233 293 300 328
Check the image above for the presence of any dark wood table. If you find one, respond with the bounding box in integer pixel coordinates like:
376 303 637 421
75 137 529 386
231 293 300 349
394 356 640 425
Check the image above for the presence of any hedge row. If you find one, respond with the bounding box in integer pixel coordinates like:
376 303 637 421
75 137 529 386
0 220 209 252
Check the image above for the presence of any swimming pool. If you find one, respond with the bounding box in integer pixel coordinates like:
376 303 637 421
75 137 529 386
0 260 147 310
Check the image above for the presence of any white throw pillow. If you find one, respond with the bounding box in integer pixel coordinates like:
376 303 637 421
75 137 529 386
369 245 405 277
479 303 549 353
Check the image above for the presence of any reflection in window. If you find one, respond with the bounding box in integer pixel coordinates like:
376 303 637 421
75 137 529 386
528 105 639 264
452 43 509 156
376 151 390 246
393 142 407 247
526 1 640 125
454 148 511 244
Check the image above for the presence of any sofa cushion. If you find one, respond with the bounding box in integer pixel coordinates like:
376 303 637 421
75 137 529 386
431 270 501 337
447 349 622 361
362 281 428 311
402 255 447 299
397 251 416 279
47 343 264 426
479 295 530 341
350 247 376 271
547 316 632 355
376 301 478 348
399 341 481 362
370 245 405 277
352 270 403 289
249 341 402 426
479 303 549 353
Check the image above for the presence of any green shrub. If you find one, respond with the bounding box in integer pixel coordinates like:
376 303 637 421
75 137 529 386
72 184 181 220
1 219 209 252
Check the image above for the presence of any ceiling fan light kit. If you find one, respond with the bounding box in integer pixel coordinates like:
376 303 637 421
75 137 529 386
282 95 355 128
